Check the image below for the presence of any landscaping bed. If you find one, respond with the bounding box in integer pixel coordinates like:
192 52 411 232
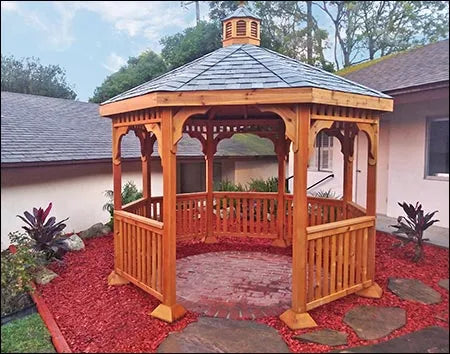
37 232 448 353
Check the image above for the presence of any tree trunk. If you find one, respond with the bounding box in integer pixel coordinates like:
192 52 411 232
307 1 313 65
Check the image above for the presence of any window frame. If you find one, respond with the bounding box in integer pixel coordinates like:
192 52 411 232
424 116 449 181
309 131 334 173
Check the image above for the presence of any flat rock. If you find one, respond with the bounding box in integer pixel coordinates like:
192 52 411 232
388 278 442 304
343 305 406 340
34 267 58 285
438 279 449 291
79 223 111 239
294 329 348 346
62 234 85 251
336 326 449 353
157 317 290 353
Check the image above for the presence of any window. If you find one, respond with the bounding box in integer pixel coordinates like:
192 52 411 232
309 131 333 171
426 117 449 179
236 20 246 36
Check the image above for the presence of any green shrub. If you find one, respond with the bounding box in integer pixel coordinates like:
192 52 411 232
247 177 279 192
310 189 341 199
103 181 143 229
214 179 245 192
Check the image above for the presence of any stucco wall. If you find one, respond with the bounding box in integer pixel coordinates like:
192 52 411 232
1 160 163 249
234 158 279 186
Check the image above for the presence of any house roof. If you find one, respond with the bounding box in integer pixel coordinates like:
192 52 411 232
340 40 449 93
102 44 389 105
1 91 275 165
222 6 261 21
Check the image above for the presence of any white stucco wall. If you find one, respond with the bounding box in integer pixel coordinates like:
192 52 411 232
1 160 163 249
234 159 279 185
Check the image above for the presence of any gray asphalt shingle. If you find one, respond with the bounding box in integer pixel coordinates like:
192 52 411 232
1 92 275 164
102 44 389 105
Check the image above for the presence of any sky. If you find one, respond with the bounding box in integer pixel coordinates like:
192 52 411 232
1 1 334 102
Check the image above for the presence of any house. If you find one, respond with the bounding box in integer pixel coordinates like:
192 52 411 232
1 91 279 248
293 40 449 229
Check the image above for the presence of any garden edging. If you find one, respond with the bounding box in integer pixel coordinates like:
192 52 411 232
30 283 71 353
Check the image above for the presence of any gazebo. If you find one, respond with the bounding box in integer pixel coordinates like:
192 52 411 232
99 4 393 329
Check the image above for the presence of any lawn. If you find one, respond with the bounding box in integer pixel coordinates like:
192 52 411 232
1 313 55 353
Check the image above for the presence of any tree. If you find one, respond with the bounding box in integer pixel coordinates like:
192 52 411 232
89 50 167 103
160 21 222 69
1 55 77 99
181 1 201 25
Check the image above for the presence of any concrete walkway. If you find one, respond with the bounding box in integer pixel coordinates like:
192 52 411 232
376 214 449 248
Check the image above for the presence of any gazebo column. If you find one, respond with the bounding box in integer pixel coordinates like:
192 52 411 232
150 108 186 322
280 104 317 329
204 118 217 243
273 135 287 247
356 121 382 298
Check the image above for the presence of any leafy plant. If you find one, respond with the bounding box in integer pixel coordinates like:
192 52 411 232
214 179 245 192
103 181 143 229
247 177 279 192
390 201 439 262
1 232 45 316
16 203 69 261
311 189 341 199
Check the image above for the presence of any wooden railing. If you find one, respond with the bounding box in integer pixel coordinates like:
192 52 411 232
114 210 164 301
212 192 278 238
176 192 207 241
346 201 366 219
304 216 375 310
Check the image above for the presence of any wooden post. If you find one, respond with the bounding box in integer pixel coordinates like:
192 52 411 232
356 120 382 299
150 109 186 322
205 115 217 243
343 123 353 218
273 132 287 247
280 104 317 329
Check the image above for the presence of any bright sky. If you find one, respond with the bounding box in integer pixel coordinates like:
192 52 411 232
1 1 333 102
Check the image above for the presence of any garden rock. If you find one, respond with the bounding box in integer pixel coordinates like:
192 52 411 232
388 278 442 304
79 223 111 239
294 329 348 346
34 267 58 285
343 305 406 340
62 234 85 251
438 279 449 291
157 317 290 353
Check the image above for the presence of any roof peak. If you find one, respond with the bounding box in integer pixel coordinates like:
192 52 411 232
221 4 261 22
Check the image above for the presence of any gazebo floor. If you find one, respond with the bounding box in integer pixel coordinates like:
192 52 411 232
176 250 292 319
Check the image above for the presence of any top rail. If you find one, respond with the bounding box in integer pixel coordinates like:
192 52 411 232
115 209 163 231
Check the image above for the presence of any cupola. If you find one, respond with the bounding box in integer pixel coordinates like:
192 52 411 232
221 1 261 47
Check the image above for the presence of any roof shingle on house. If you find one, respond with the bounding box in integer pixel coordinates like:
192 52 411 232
340 40 449 93
102 44 389 105
1 92 275 165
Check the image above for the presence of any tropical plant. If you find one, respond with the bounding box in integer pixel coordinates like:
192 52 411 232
16 203 69 261
247 177 279 192
103 181 143 229
311 188 341 199
390 201 439 262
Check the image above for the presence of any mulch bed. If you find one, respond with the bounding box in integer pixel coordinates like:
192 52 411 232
38 232 448 353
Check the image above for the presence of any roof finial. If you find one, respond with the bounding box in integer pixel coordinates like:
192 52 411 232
238 1 245 8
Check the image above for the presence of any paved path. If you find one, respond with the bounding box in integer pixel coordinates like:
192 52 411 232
177 251 292 319
376 214 449 248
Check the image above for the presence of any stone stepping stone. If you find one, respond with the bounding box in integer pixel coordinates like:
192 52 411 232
294 329 348 346
388 278 442 304
157 317 290 353
438 279 449 291
335 326 449 353
343 305 406 340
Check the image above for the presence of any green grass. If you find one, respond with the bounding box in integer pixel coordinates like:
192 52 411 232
1 313 56 353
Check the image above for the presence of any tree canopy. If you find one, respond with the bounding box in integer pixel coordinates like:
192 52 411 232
89 50 167 103
1 55 77 99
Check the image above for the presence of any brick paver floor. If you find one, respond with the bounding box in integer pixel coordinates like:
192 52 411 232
176 251 292 320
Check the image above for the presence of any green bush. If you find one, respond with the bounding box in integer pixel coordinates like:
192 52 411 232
1 232 45 316
103 181 143 229
247 177 279 192
214 179 245 192
310 188 341 199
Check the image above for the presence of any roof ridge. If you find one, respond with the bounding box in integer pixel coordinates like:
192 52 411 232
259 46 390 98
1 91 97 105
239 45 292 87
176 45 244 90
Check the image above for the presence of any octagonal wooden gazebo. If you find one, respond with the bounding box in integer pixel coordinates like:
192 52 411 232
99 4 393 329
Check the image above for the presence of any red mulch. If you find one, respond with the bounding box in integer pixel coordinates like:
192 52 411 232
38 232 449 353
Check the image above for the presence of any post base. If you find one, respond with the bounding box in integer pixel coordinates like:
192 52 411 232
150 303 187 323
272 238 288 248
108 270 130 286
356 282 383 298
280 309 317 330
204 236 218 244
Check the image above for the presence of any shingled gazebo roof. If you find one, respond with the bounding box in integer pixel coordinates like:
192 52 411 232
102 44 389 105
222 6 261 21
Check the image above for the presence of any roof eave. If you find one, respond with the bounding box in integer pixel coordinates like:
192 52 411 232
99 87 393 117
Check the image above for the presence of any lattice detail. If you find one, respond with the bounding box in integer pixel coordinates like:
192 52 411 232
113 108 161 127
311 104 379 123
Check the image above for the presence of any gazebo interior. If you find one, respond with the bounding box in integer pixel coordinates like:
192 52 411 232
99 3 393 329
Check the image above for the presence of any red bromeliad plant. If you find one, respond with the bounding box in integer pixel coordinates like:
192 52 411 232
17 203 70 260
390 201 439 262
